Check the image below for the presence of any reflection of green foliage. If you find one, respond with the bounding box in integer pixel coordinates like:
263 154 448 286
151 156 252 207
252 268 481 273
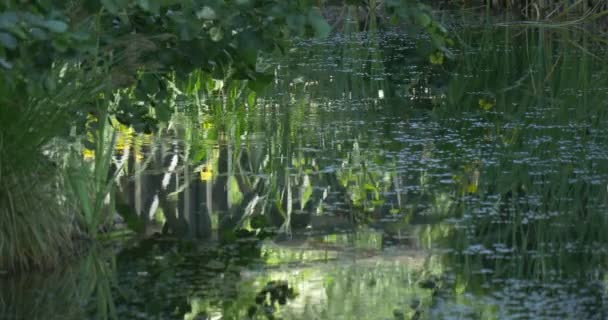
418 25 608 319
336 142 395 214
0 247 117 320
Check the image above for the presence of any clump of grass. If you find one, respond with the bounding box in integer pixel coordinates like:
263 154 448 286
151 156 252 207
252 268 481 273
66 108 119 239
0 245 117 319
0 61 104 272
0 158 76 272
0 97 76 272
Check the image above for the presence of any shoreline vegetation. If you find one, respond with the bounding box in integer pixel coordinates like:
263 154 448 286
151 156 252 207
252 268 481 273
1 0 607 275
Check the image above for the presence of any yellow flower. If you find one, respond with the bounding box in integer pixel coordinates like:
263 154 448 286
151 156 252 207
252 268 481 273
202 119 214 129
199 168 213 181
466 182 478 194
82 148 95 160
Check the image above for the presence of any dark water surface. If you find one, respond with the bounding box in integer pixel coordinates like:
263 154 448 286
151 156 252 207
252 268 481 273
3 26 608 320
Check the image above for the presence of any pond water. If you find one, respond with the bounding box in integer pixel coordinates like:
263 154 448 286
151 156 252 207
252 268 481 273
3 25 608 320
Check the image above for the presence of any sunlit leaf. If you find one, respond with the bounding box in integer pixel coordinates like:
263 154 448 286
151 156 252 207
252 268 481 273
363 183 376 191
196 6 217 20
0 57 12 69
209 26 223 42
247 91 256 107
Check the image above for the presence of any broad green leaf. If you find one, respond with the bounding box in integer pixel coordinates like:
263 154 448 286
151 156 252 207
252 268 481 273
44 20 69 33
308 8 330 38
191 148 207 162
0 32 17 49
0 12 18 30
30 28 48 40
300 177 313 209
228 176 243 206
115 201 146 234
139 73 160 95
137 0 161 14
415 13 431 28
286 14 306 35
363 183 376 191
155 103 172 122
0 57 12 69
247 91 256 107
247 72 273 92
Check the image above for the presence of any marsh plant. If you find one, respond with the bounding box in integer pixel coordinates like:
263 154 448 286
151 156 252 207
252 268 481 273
0 63 98 271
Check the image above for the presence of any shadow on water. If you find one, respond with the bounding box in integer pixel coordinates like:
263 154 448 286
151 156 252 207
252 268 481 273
0 246 116 320
5 23 608 320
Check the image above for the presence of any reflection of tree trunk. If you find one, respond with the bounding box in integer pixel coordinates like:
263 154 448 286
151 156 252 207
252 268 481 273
280 107 292 234
178 166 211 239
215 135 231 239
157 136 187 235
158 187 187 235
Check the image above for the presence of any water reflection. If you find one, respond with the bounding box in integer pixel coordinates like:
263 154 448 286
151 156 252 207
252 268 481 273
0 246 116 320
7 25 608 319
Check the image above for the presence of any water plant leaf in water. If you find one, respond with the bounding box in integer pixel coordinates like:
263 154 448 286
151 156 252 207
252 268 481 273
478 98 495 111
429 51 444 65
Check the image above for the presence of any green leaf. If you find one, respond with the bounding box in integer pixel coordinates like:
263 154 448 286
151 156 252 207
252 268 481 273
137 0 161 14
196 6 217 20
247 72 273 92
209 26 223 42
191 148 207 162
0 12 18 30
155 104 172 122
415 13 431 28
0 32 17 50
286 14 306 35
44 20 69 33
102 0 129 14
363 183 377 191
247 91 256 107
0 58 12 69
139 73 160 95
429 51 444 65
30 28 48 40
228 176 243 206
237 30 261 66
308 8 331 38
115 201 146 234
